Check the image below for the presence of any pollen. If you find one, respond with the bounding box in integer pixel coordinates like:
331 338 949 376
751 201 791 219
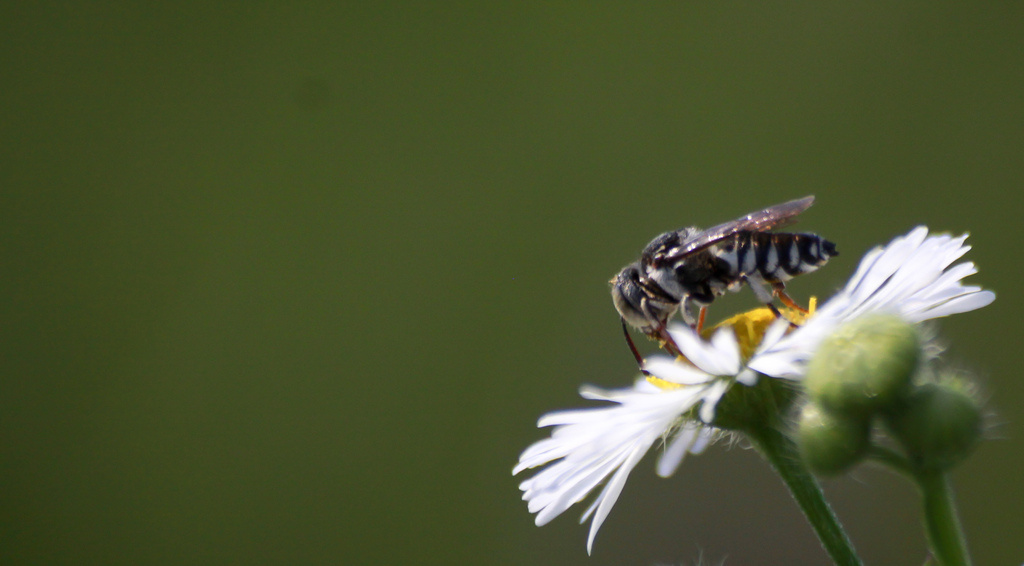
646 375 683 390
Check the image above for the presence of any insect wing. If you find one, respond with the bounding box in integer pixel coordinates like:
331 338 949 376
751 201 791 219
657 195 815 266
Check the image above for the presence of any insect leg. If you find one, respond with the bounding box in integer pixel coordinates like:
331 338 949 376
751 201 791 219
679 296 698 327
772 283 809 313
655 324 684 359
696 306 707 334
745 275 796 326
743 274 775 304
638 296 686 359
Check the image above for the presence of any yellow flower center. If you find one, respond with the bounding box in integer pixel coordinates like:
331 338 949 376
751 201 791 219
711 296 817 360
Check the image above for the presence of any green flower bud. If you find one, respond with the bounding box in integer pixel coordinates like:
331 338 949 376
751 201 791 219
805 313 920 418
796 402 870 475
884 382 981 471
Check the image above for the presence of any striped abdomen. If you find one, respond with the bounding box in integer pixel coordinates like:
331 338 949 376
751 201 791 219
710 231 837 285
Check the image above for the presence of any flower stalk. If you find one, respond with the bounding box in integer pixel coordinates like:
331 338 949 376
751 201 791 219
918 469 972 566
746 411 862 566
868 445 973 566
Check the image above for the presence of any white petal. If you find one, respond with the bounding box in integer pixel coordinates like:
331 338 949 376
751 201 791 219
845 226 928 305
698 379 730 423
735 368 760 386
656 424 701 478
666 324 742 376
514 380 712 550
689 427 715 454
584 442 647 554
909 290 996 321
644 357 715 385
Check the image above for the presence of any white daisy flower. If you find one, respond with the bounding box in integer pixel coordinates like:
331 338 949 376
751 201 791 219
512 372 719 554
749 226 996 379
514 226 994 552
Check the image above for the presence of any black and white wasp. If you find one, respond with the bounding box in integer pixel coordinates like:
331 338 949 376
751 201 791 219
611 196 837 365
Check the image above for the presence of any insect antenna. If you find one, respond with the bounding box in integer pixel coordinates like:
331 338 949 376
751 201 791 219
620 317 694 377
621 318 651 376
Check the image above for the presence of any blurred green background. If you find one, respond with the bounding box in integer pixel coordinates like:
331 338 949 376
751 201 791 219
2 3 1022 565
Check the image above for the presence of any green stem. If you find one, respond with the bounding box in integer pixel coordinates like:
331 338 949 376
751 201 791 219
917 470 972 566
751 425 862 566
866 447 972 565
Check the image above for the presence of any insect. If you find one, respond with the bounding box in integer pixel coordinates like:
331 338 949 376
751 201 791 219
610 195 837 366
